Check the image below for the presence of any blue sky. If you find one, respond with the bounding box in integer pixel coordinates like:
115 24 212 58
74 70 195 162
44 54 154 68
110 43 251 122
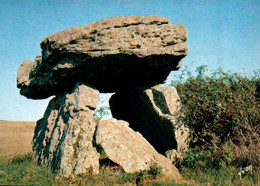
0 0 259 121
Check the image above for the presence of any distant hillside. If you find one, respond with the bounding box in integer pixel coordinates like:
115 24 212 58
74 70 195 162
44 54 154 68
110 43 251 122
0 121 36 158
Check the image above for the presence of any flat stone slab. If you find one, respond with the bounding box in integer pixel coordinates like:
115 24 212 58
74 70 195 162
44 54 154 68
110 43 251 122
96 118 183 180
17 15 187 99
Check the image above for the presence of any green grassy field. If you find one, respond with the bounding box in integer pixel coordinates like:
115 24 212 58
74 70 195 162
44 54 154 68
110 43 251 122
0 152 258 185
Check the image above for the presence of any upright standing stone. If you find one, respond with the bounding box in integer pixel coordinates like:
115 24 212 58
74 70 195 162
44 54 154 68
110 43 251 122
109 84 189 158
32 83 100 177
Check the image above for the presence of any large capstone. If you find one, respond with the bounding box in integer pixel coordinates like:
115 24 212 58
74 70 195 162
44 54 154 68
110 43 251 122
17 15 187 99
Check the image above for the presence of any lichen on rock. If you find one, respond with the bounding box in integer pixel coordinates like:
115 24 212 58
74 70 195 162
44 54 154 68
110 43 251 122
95 118 183 179
32 83 100 178
17 15 187 99
18 15 189 180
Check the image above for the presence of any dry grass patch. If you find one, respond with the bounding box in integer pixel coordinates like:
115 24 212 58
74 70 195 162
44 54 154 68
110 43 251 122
0 121 36 159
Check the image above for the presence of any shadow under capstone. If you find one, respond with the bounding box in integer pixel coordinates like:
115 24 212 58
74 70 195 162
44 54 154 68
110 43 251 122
109 87 178 155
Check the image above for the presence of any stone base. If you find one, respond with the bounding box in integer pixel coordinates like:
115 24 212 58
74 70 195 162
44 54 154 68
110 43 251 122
32 82 184 179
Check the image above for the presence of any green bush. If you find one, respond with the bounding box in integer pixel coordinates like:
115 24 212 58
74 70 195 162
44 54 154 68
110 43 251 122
170 65 259 184
171 65 259 149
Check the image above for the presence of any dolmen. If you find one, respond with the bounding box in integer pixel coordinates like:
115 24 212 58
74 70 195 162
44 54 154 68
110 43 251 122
17 15 189 180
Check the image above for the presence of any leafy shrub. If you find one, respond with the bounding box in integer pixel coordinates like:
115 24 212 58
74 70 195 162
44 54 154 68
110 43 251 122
179 146 237 170
170 65 260 184
171 65 260 149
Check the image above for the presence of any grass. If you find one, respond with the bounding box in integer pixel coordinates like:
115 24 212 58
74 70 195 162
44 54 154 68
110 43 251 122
0 154 55 185
181 167 259 186
176 147 260 185
0 153 259 185
0 153 178 185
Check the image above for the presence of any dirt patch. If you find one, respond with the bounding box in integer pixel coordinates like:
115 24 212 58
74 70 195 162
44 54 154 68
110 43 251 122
0 121 36 158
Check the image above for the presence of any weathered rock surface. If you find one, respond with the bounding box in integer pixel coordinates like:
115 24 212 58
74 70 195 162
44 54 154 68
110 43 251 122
32 82 184 179
32 82 100 177
19 15 189 179
96 118 183 179
17 60 35 86
109 84 189 158
17 15 187 99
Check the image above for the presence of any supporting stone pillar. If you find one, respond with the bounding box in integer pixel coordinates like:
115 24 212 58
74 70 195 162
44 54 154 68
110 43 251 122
32 82 100 178
32 82 185 179
109 84 189 159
